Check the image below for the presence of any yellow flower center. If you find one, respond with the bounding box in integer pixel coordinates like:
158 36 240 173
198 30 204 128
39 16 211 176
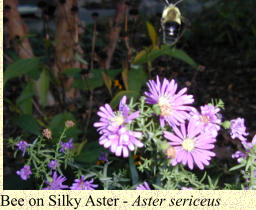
182 138 195 152
158 96 172 117
112 114 124 126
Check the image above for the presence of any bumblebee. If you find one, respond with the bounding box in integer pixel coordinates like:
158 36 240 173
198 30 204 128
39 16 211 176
161 0 186 45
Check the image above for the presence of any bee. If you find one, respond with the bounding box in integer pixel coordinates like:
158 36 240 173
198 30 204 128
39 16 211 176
161 0 187 45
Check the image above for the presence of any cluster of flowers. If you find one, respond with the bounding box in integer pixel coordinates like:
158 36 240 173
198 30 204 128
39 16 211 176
94 76 252 172
15 138 98 190
94 76 223 170
93 96 144 158
43 173 98 190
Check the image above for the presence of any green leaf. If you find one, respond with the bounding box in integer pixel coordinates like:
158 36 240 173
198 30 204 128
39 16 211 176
146 21 158 47
37 69 50 107
14 114 40 135
128 67 147 92
133 50 147 64
133 45 198 69
16 81 34 114
129 153 139 185
166 48 198 69
62 68 82 76
4 58 41 86
122 66 129 90
73 140 87 156
74 53 88 66
101 72 112 95
110 90 138 108
229 163 245 171
75 141 103 164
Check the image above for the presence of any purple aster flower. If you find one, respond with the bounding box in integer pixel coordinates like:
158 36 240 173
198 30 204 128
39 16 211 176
191 104 221 137
230 118 249 141
232 151 246 163
98 152 108 162
164 118 216 170
42 172 68 190
144 76 195 128
15 140 29 157
60 138 74 153
93 96 143 158
136 182 151 190
16 165 32 180
181 187 193 190
70 176 98 190
48 160 59 170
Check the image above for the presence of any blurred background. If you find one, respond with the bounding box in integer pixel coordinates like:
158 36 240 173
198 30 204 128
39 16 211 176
3 0 256 189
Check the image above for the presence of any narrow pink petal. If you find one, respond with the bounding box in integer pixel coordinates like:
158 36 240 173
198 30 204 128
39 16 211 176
123 147 129 158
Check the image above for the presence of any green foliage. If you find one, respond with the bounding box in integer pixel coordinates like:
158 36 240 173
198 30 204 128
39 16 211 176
63 68 122 91
133 45 198 69
146 21 158 48
13 114 40 135
75 141 104 164
37 69 50 107
4 58 41 86
110 90 138 108
16 81 34 115
129 153 139 185
128 67 147 92
49 112 81 139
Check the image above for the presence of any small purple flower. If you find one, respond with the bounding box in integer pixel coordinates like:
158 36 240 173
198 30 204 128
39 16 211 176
164 118 216 170
15 140 29 157
98 152 108 162
48 160 59 170
144 76 195 128
60 138 74 153
181 187 193 190
16 165 32 180
136 182 151 190
230 118 249 141
93 96 143 158
191 104 221 137
232 151 246 163
70 176 98 190
42 172 68 190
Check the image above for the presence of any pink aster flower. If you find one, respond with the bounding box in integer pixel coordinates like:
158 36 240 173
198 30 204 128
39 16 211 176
191 104 221 137
70 177 98 190
144 76 195 128
93 96 143 158
16 165 32 180
42 172 68 190
164 118 216 170
136 182 151 190
230 118 249 141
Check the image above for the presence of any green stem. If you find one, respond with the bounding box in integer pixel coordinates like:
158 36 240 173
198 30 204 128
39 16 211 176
55 127 67 159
